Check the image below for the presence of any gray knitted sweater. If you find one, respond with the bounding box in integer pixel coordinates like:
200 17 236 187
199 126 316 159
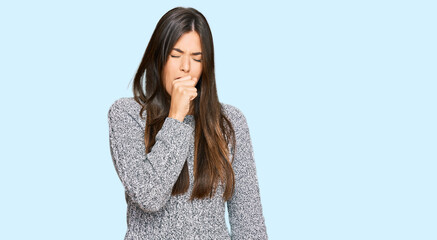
107 97 268 239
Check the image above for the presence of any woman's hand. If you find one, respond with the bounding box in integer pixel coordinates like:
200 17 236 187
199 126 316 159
168 75 199 122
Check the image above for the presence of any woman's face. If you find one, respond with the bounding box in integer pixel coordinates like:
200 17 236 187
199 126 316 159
162 31 203 96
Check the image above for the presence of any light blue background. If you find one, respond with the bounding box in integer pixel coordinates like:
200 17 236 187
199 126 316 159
1 1 436 239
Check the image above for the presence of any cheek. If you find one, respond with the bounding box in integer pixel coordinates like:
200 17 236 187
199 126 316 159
195 65 203 78
164 60 178 74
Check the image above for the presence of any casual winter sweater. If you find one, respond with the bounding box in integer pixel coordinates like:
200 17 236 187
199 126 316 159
107 97 268 240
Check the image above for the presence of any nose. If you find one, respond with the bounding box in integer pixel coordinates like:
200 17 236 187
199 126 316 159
179 55 190 73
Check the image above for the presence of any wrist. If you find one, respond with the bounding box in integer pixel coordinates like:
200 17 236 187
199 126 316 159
168 113 184 122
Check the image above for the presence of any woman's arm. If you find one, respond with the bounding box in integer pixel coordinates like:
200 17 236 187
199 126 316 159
226 106 268 239
107 98 193 212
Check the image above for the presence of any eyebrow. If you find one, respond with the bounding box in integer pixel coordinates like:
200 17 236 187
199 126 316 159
172 48 202 56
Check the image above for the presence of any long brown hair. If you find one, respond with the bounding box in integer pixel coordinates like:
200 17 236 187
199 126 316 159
132 7 236 201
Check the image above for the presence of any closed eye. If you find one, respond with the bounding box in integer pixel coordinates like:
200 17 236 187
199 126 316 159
171 55 202 62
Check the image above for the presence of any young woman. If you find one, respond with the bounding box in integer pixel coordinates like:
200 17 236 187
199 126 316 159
107 7 268 239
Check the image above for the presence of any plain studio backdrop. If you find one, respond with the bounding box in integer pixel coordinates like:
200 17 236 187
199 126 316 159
1 1 435 239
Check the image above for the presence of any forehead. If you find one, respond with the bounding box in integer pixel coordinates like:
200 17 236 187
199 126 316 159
172 31 202 52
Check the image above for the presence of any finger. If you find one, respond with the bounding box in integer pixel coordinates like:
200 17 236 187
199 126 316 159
189 91 198 101
190 77 200 87
174 75 192 82
185 88 197 95
172 76 199 89
184 87 197 94
172 75 192 84
173 77 198 88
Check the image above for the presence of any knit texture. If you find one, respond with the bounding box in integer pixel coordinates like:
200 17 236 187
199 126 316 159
107 97 268 239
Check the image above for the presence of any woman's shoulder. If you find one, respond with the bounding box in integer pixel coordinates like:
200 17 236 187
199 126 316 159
108 97 145 119
220 102 249 128
221 102 243 118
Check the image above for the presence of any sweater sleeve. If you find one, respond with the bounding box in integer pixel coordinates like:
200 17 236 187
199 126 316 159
227 108 268 240
107 100 194 212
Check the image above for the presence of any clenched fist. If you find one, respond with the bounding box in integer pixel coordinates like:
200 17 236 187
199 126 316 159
168 75 199 122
